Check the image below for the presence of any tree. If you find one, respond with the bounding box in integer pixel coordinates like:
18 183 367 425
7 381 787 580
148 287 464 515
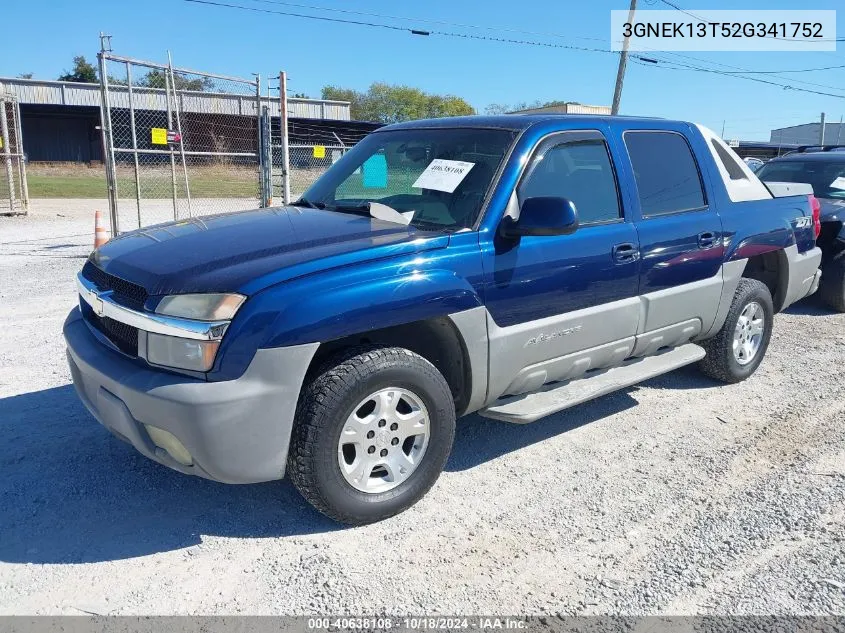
139 70 215 91
58 56 98 83
322 82 474 123
17 73 33 79
292 92 310 99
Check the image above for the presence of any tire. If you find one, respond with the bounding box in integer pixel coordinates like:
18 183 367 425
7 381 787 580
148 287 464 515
698 278 774 384
818 251 845 313
288 346 456 525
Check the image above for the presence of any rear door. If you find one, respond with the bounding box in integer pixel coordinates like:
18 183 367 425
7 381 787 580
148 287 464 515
621 128 724 350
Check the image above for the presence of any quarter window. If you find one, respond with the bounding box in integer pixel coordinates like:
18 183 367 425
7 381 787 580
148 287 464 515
519 132 622 225
711 139 748 181
625 131 706 217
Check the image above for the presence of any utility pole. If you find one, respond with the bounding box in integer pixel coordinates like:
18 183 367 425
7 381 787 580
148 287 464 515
836 115 843 145
612 0 637 116
819 112 826 145
721 120 726 138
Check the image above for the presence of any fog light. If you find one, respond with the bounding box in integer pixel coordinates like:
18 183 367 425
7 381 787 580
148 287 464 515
144 424 193 466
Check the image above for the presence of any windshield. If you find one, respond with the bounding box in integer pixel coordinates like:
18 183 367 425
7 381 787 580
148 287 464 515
757 159 845 200
299 128 517 231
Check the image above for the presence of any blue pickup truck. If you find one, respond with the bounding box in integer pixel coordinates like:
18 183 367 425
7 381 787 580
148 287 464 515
65 115 822 524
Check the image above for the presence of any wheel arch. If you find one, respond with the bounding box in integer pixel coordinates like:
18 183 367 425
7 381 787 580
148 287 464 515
742 249 788 312
306 310 487 417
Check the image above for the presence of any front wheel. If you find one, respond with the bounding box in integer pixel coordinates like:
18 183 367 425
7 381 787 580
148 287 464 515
288 346 455 525
698 278 774 384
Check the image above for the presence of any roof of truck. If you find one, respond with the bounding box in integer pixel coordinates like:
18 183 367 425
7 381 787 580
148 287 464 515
381 114 668 131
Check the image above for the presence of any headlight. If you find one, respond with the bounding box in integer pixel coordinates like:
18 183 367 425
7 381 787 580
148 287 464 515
156 293 245 321
147 333 220 372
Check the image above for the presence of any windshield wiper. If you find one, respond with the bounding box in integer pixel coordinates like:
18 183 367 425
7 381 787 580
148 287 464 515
329 203 372 217
293 197 326 209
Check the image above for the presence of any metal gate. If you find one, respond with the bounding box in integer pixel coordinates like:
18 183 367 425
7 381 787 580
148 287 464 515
0 93 29 215
98 37 269 233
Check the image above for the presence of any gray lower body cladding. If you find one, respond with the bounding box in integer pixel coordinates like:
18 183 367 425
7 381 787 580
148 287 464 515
64 307 318 484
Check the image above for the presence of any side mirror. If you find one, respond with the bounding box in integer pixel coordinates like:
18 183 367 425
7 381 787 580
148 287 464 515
499 196 579 238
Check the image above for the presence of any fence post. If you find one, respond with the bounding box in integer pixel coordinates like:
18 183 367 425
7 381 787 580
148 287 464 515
126 62 143 228
168 51 192 218
260 106 273 207
164 67 179 218
97 36 120 235
0 100 16 213
279 71 290 205
13 98 28 210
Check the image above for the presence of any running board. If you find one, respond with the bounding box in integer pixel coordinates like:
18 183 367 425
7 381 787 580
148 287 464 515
479 343 706 424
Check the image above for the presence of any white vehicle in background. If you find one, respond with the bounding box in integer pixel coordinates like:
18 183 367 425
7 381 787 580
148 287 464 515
743 157 766 173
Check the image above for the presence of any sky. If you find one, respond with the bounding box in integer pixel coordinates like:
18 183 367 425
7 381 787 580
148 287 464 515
1 0 844 140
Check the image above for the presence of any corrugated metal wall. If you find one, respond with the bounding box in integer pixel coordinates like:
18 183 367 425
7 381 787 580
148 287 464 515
0 78 351 121
20 105 102 162
769 122 845 146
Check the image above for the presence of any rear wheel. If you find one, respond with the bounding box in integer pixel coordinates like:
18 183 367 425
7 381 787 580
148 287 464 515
288 346 455 525
818 251 845 313
698 278 774 384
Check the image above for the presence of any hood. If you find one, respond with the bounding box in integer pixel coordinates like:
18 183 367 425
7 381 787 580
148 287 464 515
817 197 845 223
90 206 448 296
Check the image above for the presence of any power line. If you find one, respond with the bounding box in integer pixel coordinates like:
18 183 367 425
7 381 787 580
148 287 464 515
631 56 845 100
654 0 845 42
183 0 618 53
635 47 845 93
186 0 845 102
183 0 411 33
715 64 845 74
240 0 608 44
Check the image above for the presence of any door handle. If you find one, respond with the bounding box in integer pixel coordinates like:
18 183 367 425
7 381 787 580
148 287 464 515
612 242 639 263
698 231 717 249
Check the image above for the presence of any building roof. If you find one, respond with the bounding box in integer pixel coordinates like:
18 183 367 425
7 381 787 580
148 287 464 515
382 113 667 131
0 77 351 121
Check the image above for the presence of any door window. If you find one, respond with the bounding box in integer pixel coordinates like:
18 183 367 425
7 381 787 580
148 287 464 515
519 131 622 225
624 131 706 217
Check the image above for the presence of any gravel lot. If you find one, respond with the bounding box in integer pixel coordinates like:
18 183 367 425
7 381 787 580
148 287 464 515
1 202 843 616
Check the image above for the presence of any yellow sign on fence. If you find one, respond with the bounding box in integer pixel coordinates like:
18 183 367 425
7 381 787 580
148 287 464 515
151 128 168 145
312 145 326 159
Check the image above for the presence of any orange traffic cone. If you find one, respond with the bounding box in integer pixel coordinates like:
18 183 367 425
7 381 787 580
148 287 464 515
94 210 109 249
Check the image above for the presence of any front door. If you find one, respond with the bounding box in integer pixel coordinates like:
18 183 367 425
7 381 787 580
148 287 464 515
480 129 641 400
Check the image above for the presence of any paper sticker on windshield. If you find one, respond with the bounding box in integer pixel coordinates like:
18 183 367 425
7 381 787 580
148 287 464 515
412 159 475 193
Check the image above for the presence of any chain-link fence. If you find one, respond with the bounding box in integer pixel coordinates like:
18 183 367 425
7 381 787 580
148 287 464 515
98 42 266 233
0 93 29 215
285 144 348 200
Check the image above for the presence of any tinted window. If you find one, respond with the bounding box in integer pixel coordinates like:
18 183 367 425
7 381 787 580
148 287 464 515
625 131 706 217
519 134 621 224
711 139 748 181
757 159 845 199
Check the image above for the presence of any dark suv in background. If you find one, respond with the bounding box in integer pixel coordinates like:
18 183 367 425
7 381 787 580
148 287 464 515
758 147 845 312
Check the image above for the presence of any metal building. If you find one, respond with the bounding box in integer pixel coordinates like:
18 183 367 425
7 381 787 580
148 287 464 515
512 103 612 116
0 77 376 163
770 122 845 146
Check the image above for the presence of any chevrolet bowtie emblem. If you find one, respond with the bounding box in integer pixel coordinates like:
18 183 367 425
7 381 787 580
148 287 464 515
92 295 105 317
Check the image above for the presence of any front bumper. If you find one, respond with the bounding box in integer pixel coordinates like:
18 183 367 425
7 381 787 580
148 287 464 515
64 308 319 484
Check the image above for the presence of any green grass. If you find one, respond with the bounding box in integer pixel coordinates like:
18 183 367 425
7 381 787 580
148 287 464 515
27 174 108 198
26 167 261 199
